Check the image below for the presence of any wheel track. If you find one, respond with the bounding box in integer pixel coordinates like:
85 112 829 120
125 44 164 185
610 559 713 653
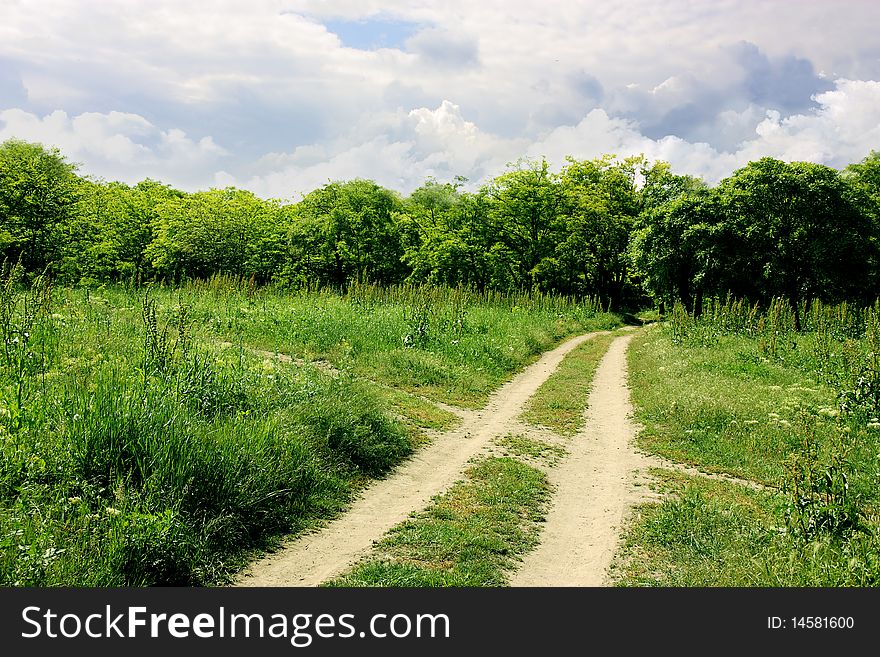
234 330 612 586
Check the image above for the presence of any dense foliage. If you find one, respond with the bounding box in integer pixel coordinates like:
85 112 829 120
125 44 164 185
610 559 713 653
2 138 879 310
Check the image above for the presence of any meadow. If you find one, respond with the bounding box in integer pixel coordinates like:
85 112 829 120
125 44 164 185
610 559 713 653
613 298 880 585
0 265 620 585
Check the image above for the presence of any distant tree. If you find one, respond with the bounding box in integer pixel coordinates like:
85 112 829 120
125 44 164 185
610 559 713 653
718 158 877 328
548 155 644 304
843 151 880 294
117 180 186 282
844 150 880 207
58 178 126 284
481 159 563 290
628 161 715 311
146 187 277 282
0 139 79 274
629 188 723 314
398 178 494 289
286 180 406 287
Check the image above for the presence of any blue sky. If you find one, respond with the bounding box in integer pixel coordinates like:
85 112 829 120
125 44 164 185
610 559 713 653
1 1 878 199
323 17 422 50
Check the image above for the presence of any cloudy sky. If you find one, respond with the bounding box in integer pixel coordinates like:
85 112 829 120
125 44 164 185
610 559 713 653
2 0 879 199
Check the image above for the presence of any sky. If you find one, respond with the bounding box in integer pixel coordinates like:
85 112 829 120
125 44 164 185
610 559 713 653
1 0 879 200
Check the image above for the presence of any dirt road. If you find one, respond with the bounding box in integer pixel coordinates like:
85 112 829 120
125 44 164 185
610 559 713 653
510 333 650 586
235 330 611 586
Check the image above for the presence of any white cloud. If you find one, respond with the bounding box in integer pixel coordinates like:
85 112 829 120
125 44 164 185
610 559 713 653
222 101 525 199
529 78 880 183
4 75 879 197
221 77 880 196
0 108 227 188
0 2 878 195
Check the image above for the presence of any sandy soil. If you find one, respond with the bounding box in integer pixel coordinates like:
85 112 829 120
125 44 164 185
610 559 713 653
234 330 610 587
509 333 652 587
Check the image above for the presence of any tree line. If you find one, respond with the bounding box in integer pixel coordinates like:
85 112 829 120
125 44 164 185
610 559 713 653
1 138 879 313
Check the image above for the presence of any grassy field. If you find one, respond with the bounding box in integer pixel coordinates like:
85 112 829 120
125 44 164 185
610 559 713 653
614 300 880 585
0 269 620 585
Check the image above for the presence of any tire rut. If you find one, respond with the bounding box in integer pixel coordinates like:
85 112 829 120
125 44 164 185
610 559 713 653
234 330 611 587
510 333 651 587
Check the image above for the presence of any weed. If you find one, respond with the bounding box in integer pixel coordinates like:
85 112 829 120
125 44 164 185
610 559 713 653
623 296 880 586
782 420 865 541
1 281 615 585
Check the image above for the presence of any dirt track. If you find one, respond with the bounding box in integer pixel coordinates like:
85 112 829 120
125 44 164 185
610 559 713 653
234 330 610 587
509 333 651 586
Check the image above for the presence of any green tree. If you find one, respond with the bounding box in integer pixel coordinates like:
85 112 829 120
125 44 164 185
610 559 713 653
286 180 406 287
718 158 877 327
0 139 80 274
844 150 880 208
63 179 185 285
482 159 563 290
547 155 644 304
629 188 723 313
146 187 277 282
398 179 493 289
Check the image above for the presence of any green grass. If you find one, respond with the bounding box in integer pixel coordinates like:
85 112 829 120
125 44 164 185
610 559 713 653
175 281 623 408
0 278 614 585
326 456 553 587
619 307 880 586
519 332 617 435
365 384 461 441
627 327 843 484
611 469 880 586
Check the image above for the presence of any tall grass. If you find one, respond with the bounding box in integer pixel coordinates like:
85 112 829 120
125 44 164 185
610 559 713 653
1 274 618 585
622 296 880 585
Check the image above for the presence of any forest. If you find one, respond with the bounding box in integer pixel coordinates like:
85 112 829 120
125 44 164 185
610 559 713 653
2 137 879 312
